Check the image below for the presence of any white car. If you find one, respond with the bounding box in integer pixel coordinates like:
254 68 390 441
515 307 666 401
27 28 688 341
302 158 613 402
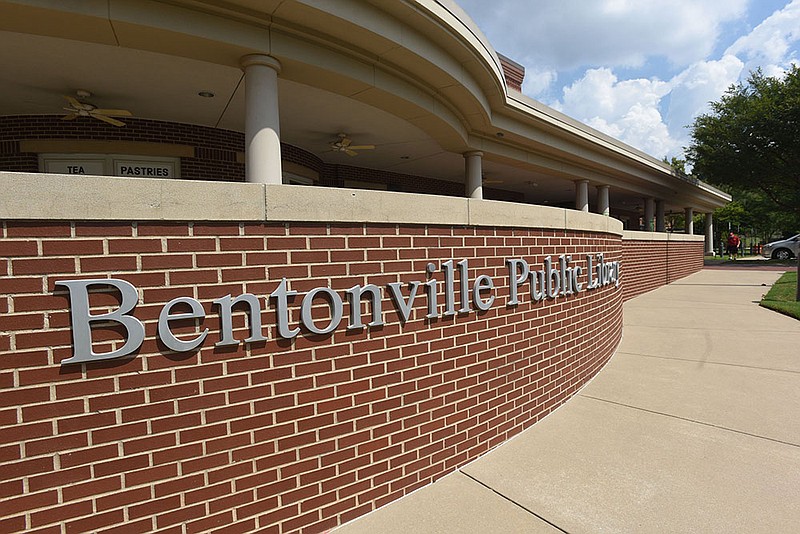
761 234 800 260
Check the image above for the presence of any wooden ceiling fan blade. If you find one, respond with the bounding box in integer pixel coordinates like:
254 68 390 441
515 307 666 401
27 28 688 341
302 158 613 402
93 114 126 127
347 145 375 150
64 95 82 108
93 109 133 117
61 114 78 121
482 179 504 184
344 149 358 156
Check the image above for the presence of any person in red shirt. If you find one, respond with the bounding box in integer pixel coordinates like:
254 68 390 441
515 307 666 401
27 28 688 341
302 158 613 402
727 232 741 260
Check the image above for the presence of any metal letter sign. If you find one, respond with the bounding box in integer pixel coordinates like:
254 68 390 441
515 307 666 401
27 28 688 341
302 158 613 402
56 279 146 364
56 255 620 365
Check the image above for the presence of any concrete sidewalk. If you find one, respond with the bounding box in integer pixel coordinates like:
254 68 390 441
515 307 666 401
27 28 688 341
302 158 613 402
335 269 800 533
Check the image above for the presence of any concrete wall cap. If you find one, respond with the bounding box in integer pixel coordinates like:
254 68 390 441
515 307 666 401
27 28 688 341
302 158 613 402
1 172 624 236
0 172 265 221
623 230 705 242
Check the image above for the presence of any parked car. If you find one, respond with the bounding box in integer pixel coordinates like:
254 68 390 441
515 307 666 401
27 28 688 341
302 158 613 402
761 234 800 260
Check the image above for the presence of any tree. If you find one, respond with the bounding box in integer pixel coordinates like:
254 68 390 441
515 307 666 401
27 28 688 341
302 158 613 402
712 190 794 243
688 66 800 299
687 66 800 235
663 156 687 176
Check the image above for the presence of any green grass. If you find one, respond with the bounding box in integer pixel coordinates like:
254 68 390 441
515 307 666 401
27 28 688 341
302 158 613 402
760 271 800 320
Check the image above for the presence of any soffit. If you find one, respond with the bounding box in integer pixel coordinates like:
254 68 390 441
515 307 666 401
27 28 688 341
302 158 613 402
0 0 725 212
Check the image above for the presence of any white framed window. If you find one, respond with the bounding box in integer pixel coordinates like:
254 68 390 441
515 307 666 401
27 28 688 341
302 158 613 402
39 154 181 178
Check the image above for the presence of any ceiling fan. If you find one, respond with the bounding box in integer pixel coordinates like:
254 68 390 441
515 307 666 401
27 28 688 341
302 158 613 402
482 174 504 185
61 91 133 127
329 133 375 156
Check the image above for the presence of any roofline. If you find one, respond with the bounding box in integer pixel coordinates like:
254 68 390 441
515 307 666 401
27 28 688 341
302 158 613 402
414 0 730 207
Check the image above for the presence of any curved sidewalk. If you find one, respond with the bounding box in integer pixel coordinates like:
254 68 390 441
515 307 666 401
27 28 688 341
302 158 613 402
335 269 800 533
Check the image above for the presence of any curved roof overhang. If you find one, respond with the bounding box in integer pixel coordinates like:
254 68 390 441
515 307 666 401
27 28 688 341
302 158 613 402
0 0 729 212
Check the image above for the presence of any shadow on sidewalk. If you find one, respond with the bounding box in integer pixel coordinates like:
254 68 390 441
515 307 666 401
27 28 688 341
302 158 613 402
704 256 796 271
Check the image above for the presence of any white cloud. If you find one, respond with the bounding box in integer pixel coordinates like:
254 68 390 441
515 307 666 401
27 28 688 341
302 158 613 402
558 69 669 118
459 0 747 73
459 0 800 160
552 55 746 159
665 55 744 133
521 67 557 97
726 0 800 70
555 68 678 156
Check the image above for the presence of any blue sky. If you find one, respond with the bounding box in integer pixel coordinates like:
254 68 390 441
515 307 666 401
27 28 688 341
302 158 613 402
457 0 800 160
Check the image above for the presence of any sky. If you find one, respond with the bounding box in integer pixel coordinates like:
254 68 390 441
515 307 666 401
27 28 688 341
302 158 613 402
457 0 800 161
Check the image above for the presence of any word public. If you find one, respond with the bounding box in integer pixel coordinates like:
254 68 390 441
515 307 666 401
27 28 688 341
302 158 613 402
56 254 620 365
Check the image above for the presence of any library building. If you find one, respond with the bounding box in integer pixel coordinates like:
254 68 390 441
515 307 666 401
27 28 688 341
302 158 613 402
0 1 729 532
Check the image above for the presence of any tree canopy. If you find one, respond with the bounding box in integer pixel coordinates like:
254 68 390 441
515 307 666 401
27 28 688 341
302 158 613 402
687 66 800 236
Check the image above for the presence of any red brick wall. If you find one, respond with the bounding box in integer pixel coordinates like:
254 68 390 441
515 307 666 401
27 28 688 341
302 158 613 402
0 116 247 183
667 241 705 284
621 239 704 301
498 54 525 92
1 221 622 533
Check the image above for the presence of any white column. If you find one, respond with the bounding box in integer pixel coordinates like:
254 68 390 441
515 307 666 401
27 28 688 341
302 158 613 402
644 198 655 231
655 199 666 232
464 151 483 199
575 180 589 212
704 212 715 255
597 185 610 216
240 54 282 184
685 207 694 234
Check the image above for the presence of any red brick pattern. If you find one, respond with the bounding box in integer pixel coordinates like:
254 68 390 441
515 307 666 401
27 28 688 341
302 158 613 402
0 115 247 183
621 239 704 301
498 54 525 92
667 241 705 284
1 221 622 533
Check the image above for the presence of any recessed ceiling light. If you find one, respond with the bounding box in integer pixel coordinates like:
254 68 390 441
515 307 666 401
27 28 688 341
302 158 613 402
400 155 410 159
198 91 215 98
